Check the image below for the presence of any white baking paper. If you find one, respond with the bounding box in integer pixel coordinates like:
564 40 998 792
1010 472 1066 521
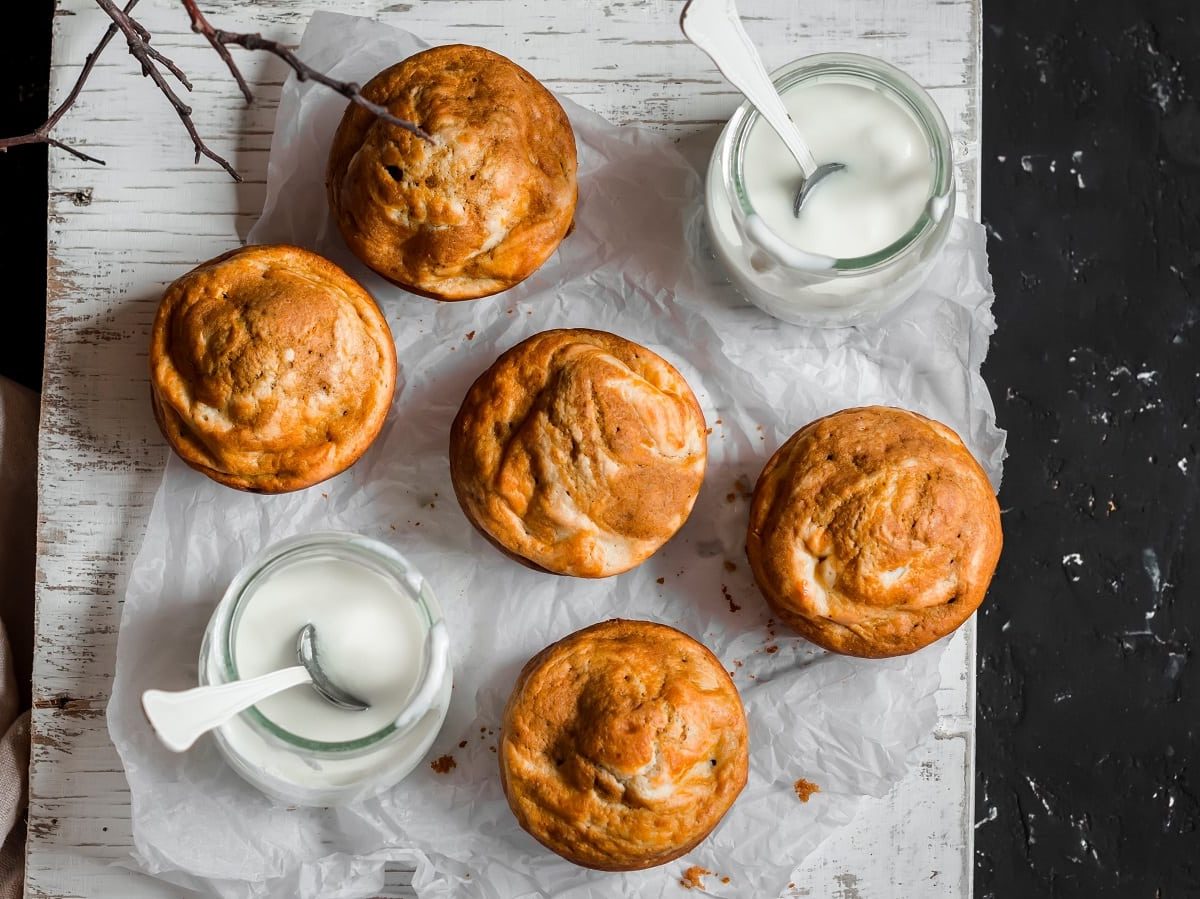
107 12 1005 899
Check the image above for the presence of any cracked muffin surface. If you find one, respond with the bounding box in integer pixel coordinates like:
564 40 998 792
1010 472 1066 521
449 328 707 577
326 44 577 300
149 244 396 493
499 619 748 871
747 406 1002 657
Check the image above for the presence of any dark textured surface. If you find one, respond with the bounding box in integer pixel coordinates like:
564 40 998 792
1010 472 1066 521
978 0 1200 896
0 0 52 391
2 0 1197 896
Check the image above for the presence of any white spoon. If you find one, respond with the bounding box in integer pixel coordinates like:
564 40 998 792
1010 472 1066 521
680 0 845 215
142 623 368 753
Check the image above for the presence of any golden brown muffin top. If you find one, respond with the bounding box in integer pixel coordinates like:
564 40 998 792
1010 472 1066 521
449 329 707 577
500 620 749 871
747 406 1002 658
149 245 397 493
326 44 577 301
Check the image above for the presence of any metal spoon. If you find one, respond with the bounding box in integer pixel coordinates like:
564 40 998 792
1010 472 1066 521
295 623 369 711
142 624 368 753
680 0 845 216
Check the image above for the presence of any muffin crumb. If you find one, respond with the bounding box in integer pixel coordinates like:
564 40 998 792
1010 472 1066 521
430 755 456 774
680 866 711 890
722 585 741 613
793 778 820 802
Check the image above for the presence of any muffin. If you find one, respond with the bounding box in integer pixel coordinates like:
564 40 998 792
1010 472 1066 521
149 245 397 493
747 406 1002 658
499 620 749 871
449 329 707 577
326 44 578 300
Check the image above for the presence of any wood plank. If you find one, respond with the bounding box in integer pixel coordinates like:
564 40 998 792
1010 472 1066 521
30 0 982 896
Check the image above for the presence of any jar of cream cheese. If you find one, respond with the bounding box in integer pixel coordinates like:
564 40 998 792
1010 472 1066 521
199 532 452 806
705 52 956 327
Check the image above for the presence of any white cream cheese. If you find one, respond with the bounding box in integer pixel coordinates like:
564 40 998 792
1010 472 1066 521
741 81 934 260
200 533 452 806
233 556 427 743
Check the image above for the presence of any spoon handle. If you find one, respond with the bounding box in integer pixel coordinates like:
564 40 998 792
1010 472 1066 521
681 0 817 177
142 666 312 753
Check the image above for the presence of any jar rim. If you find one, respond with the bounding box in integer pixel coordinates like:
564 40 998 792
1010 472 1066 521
724 52 955 271
215 531 444 755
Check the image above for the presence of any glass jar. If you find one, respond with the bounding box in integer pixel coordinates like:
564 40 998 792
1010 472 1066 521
705 52 956 327
199 532 452 806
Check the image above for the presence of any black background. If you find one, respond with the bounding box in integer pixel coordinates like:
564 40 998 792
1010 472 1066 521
3 1 1197 896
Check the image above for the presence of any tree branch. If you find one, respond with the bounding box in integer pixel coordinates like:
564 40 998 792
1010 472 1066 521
0 0 141 165
95 0 241 180
181 0 432 142
0 0 431 179
179 0 253 104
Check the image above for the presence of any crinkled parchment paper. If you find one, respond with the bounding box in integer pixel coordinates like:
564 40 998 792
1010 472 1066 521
107 12 1005 899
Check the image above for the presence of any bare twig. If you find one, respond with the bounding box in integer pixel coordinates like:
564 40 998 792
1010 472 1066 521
95 0 241 180
0 0 430 179
0 0 144 164
181 0 432 142
179 0 252 104
142 43 193 91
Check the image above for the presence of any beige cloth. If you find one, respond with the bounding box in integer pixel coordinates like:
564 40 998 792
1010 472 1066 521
0 376 38 899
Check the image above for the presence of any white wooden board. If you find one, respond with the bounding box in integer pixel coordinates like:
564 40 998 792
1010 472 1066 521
30 0 982 896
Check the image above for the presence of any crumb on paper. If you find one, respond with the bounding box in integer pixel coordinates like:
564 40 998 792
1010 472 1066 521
721 876 731 884
722 584 741 613
680 866 711 890
715 418 723 425
657 577 665 585
723 560 737 573
430 755 456 774
466 330 476 340
765 645 779 654
793 778 820 802
458 740 467 748
734 659 743 667
726 492 736 503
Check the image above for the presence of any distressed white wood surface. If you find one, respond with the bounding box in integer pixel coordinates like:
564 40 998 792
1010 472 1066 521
30 0 982 896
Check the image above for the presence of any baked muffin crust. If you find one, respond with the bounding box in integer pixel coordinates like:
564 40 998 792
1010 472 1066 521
326 44 577 300
747 406 1002 657
449 329 707 577
149 245 397 493
500 619 749 871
